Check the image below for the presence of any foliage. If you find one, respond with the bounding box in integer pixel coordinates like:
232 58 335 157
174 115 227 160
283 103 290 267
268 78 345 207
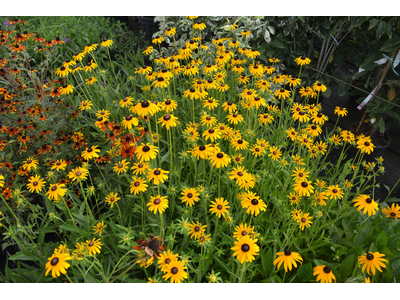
0 17 399 284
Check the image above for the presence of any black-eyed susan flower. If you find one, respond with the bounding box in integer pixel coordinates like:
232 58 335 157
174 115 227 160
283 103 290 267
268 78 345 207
51 159 67 171
325 185 344 200
81 145 101 161
78 99 93 111
294 55 311 66
158 114 178 130
188 221 206 239
121 115 139 130
273 249 303 272
357 137 375 155
241 193 267 216
230 138 249 151
84 60 97 72
202 128 221 142
136 143 158 162
152 76 170 89
130 176 148 195
181 188 200 207
193 21 206 31
382 203 400 220
158 250 178 273
85 77 97 85
68 166 89 182
352 194 379 216
209 151 231 169
293 180 314 197
147 168 169 185
233 223 255 240
312 191 328 206
100 38 113 47
134 100 159 117
274 88 291 100
287 192 301 205
291 167 310 182
46 183 67 203
59 83 74 95
241 88 257 102
226 112 244 125
209 197 230 218
162 260 188 283
189 145 211 160
358 252 388 275
119 96 133 108
93 220 106 237
313 81 327 93
113 159 129 175
313 265 336 283
23 157 38 171
131 162 149 176
142 46 153 56
250 145 266 157
83 43 98 54
334 106 348 117
231 236 260 264
86 238 102 256
45 252 71 278
298 212 313 230
268 146 282 161
26 174 46 193
161 99 178 113
73 51 85 61
105 192 120 208
147 195 169 214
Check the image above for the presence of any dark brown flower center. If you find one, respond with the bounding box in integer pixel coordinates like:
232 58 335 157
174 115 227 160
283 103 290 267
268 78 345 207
163 114 171 121
33 181 38 186
187 193 193 198
323 266 331 273
89 242 94 247
134 181 140 187
217 204 223 210
217 153 223 158
251 199 259 205
366 253 374 260
301 182 308 188
332 189 338 193
301 218 306 223
126 115 132 121
241 244 250 252
51 257 59 266
364 142 370 146
51 186 57 191
194 226 200 232
154 170 161 175
366 198 372 204
154 198 161 205
141 101 150 108
171 267 178 274
284 249 291 256
142 146 150 152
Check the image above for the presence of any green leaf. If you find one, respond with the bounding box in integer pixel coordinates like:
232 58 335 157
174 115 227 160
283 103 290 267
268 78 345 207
337 82 347 97
322 87 331 98
270 39 284 49
212 255 231 274
376 21 385 40
381 269 393 283
339 254 355 278
392 258 400 276
386 197 400 203
368 18 378 30
261 248 273 276
60 224 80 233
297 262 313 282
8 251 37 261
380 39 400 53
376 230 388 249
354 223 371 245
376 117 386 134
388 233 400 247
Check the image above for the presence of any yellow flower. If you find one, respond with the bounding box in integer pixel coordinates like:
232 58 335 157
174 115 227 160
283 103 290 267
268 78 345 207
231 236 260 264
